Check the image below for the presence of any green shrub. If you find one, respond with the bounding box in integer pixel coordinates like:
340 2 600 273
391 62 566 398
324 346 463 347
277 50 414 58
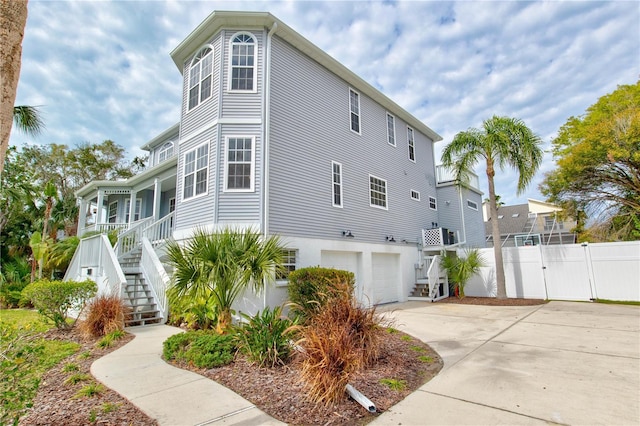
73 383 104 399
167 293 217 330
96 329 126 349
297 290 384 405
79 294 127 337
287 267 355 322
236 306 297 367
163 331 235 368
379 378 407 391
21 279 97 329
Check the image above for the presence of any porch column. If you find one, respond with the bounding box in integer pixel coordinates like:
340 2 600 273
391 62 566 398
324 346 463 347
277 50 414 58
96 190 104 227
77 197 87 236
153 178 162 220
128 190 137 224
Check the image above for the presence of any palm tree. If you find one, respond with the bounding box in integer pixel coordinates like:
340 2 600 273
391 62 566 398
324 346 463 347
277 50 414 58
13 105 44 137
0 0 30 176
166 228 284 333
441 116 543 299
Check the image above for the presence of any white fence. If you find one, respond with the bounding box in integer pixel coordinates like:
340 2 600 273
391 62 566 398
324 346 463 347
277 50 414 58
464 241 640 302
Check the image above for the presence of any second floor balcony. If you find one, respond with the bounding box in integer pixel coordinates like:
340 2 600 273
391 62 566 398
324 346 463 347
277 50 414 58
436 165 480 191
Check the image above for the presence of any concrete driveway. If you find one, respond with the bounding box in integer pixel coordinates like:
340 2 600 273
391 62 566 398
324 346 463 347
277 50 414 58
374 301 640 425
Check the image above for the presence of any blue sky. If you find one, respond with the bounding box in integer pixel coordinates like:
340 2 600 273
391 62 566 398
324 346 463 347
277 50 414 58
11 0 639 206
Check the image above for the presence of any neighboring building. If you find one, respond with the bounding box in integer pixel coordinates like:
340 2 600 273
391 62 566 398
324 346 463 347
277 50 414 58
67 11 485 324
483 199 577 247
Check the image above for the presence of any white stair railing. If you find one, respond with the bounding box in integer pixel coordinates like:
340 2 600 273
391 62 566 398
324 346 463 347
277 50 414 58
428 255 444 300
143 212 175 247
115 217 154 258
64 234 126 297
140 237 169 321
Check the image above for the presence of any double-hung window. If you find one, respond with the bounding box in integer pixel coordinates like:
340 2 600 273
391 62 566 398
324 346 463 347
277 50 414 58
225 137 254 191
349 88 361 134
332 161 343 207
407 127 415 162
183 143 209 200
276 249 297 281
369 175 388 209
230 33 256 91
386 113 396 146
108 201 118 223
125 198 142 223
188 47 213 110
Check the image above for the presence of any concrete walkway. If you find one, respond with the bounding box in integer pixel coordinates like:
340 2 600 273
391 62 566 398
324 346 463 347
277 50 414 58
91 325 285 425
92 301 640 425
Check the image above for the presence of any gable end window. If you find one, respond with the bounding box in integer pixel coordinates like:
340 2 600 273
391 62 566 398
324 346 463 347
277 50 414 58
229 33 256 91
225 136 255 191
188 47 213 110
332 161 343 207
429 196 437 210
183 143 209 200
349 88 361 134
467 200 478 211
369 175 387 209
411 190 420 201
407 127 415 162
386 113 396 146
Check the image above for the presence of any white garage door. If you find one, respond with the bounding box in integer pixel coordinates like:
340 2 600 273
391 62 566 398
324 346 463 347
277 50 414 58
320 250 359 278
367 253 399 305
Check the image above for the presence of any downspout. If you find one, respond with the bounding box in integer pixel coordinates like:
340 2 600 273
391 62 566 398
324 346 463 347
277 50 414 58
457 185 467 246
262 22 278 237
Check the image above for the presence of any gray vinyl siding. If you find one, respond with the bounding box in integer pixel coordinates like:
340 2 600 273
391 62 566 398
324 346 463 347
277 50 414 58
220 29 263 119
268 36 438 244
436 185 486 248
217 124 262 223
174 129 217 231
179 33 222 139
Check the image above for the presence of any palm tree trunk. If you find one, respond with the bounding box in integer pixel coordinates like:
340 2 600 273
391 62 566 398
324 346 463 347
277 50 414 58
216 308 232 334
0 0 29 176
487 159 507 298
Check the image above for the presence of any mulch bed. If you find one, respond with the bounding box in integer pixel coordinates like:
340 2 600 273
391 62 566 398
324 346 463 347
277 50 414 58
20 328 157 426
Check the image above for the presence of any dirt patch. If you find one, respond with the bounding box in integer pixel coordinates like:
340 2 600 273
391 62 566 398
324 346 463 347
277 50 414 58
20 328 157 426
436 296 548 306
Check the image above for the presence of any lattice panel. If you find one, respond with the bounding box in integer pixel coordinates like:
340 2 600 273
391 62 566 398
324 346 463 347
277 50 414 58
422 228 443 247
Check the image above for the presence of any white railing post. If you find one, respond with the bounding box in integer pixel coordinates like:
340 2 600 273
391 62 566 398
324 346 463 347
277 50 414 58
140 237 169 322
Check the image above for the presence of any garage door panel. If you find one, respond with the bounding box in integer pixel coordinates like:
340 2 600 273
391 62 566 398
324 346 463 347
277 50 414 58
367 253 399 305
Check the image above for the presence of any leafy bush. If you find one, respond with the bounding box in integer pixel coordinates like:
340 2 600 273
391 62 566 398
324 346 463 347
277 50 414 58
163 331 236 368
287 267 355 322
236 306 297 367
167 292 217 330
0 257 31 308
22 279 97 329
297 281 384 405
79 294 127 338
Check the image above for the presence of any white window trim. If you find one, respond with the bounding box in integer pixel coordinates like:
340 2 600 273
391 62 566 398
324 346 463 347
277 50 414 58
410 190 421 202
467 199 478 211
169 197 176 213
223 136 256 192
407 126 416 163
428 196 437 210
275 249 298 287
108 201 118 223
187 45 214 112
158 141 175 163
182 142 210 202
227 32 258 93
125 198 142 223
386 112 396 147
332 161 343 208
369 174 388 210
349 88 361 135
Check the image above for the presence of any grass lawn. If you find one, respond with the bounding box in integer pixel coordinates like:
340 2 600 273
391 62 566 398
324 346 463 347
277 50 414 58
0 308 81 425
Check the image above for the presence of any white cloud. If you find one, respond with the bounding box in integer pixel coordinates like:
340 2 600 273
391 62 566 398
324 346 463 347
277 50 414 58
11 0 639 206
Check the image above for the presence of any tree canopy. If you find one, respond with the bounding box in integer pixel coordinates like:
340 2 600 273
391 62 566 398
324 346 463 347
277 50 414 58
540 80 640 240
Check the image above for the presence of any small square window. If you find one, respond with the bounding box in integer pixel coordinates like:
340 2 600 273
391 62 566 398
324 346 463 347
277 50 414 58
411 190 420 201
467 200 478 210
429 196 437 210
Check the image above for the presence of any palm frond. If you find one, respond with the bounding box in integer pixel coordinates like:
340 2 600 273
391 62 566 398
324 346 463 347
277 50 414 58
13 105 45 137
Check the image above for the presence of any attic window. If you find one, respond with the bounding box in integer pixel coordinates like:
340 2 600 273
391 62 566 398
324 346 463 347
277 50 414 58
158 141 174 162
512 213 520 218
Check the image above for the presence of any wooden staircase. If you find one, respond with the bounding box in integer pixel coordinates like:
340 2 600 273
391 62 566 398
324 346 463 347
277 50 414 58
408 255 449 302
119 250 163 327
